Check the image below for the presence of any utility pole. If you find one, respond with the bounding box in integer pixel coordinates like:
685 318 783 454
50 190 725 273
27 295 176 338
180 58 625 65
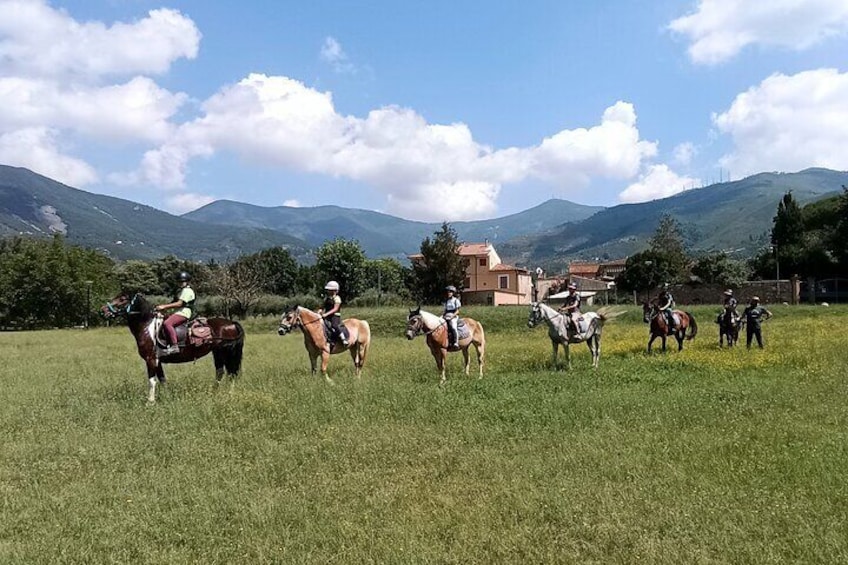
84 280 93 329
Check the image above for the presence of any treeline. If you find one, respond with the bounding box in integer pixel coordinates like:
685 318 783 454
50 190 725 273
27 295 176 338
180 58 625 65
0 222 467 329
616 187 848 295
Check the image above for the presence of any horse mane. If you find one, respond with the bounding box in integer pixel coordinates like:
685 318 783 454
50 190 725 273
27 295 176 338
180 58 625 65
418 309 443 330
122 290 153 317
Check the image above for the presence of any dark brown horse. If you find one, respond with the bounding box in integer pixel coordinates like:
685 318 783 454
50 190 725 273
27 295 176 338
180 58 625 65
717 308 742 348
642 301 698 353
101 292 244 403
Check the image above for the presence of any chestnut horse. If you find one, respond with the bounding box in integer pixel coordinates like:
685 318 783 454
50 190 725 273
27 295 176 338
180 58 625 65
277 306 371 384
642 301 698 353
101 292 244 403
405 307 485 386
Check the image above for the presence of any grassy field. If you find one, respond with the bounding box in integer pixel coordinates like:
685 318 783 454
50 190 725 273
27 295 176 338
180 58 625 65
1 304 847 564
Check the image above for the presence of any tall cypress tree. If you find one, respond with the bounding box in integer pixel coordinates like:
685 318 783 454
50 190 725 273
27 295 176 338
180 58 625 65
412 222 466 304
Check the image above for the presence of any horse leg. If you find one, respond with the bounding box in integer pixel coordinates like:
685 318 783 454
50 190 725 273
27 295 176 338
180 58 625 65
565 343 571 370
476 343 484 379
551 340 559 370
321 351 334 385
589 335 599 369
677 331 684 351
309 352 318 376
213 348 226 385
349 344 361 378
434 349 447 387
146 362 160 404
647 335 655 353
661 335 667 353
462 346 470 376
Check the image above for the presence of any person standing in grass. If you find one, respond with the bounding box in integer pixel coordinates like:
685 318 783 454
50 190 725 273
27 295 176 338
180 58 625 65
743 296 772 349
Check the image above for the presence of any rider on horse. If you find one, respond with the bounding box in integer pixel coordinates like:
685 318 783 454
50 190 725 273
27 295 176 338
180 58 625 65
716 289 739 324
558 282 582 335
155 271 196 355
657 283 676 331
321 280 348 347
443 285 461 349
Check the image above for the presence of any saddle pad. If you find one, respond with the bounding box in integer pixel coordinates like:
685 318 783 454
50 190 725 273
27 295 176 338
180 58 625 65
456 319 470 340
672 313 681 327
575 316 590 334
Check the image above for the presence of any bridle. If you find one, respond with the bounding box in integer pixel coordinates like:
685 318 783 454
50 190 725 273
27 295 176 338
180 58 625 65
279 306 324 334
103 293 142 318
407 313 446 337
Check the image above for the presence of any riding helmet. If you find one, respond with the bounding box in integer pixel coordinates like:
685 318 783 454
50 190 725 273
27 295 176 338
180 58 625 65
178 271 192 282
324 280 340 291
445 285 457 293
724 289 733 295
567 282 578 290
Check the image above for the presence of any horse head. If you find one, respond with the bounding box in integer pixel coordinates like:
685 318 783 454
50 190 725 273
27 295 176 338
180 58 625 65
642 301 656 324
101 292 148 319
405 307 423 340
277 307 301 336
527 302 543 328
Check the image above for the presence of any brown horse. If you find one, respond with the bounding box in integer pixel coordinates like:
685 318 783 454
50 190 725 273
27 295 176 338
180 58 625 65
642 301 698 352
277 306 371 384
101 292 244 403
405 307 485 386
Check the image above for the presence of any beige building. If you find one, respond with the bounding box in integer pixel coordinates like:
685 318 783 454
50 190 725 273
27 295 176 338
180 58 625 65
409 241 533 305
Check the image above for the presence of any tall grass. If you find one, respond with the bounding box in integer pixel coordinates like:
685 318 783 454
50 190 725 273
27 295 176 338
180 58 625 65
1 305 846 563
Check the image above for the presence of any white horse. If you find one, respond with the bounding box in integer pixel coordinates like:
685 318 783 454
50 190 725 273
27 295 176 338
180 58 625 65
527 302 620 370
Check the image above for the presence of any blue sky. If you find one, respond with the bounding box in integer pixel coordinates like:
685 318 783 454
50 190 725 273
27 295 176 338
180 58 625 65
1 0 848 221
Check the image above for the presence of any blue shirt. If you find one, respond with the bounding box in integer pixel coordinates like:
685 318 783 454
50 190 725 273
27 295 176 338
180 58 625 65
444 296 461 314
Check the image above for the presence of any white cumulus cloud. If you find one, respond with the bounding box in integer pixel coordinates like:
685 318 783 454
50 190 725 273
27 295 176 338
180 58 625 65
0 127 98 186
166 192 215 214
0 0 197 185
128 74 658 221
714 68 848 176
0 0 200 79
669 0 848 65
618 164 700 203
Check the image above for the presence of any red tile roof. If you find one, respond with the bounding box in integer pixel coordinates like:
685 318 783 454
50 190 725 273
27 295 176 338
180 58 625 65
491 263 528 272
457 243 490 256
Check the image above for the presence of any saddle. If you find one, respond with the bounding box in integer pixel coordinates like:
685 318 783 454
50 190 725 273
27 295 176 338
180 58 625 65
156 317 213 349
323 320 350 350
573 316 589 335
443 317 470 341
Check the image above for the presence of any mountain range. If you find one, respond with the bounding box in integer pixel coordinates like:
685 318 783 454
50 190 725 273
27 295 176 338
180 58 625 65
1 164 845 268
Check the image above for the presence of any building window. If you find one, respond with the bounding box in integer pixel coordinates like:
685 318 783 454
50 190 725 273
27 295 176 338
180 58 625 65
499 275 509 289
464 277 471 290
479 258 487 267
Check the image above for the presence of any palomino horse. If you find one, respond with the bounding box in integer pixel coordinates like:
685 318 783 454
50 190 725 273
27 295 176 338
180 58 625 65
527 302 621 370
717 308 742 348
405 307 485 386
101 292 244 403
642 301 698 352
277 306 371 384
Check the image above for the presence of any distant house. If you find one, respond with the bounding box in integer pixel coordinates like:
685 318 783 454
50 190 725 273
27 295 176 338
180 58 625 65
567 259 628 281
409 241 532 305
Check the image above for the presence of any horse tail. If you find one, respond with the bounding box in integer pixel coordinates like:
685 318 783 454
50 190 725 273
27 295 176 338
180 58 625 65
223 321 245 375
685 312 698 340
595 306 626 325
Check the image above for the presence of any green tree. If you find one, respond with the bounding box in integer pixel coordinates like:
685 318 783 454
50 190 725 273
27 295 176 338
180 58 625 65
0 235 113 328
236 246 298 295
832 186 848 270
772 191 804 247
411 222 466 304
616 250 677 298
363 258 410 297
315 238 367 299
648 214 688 279
691 253 749 287
113 260 160 294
